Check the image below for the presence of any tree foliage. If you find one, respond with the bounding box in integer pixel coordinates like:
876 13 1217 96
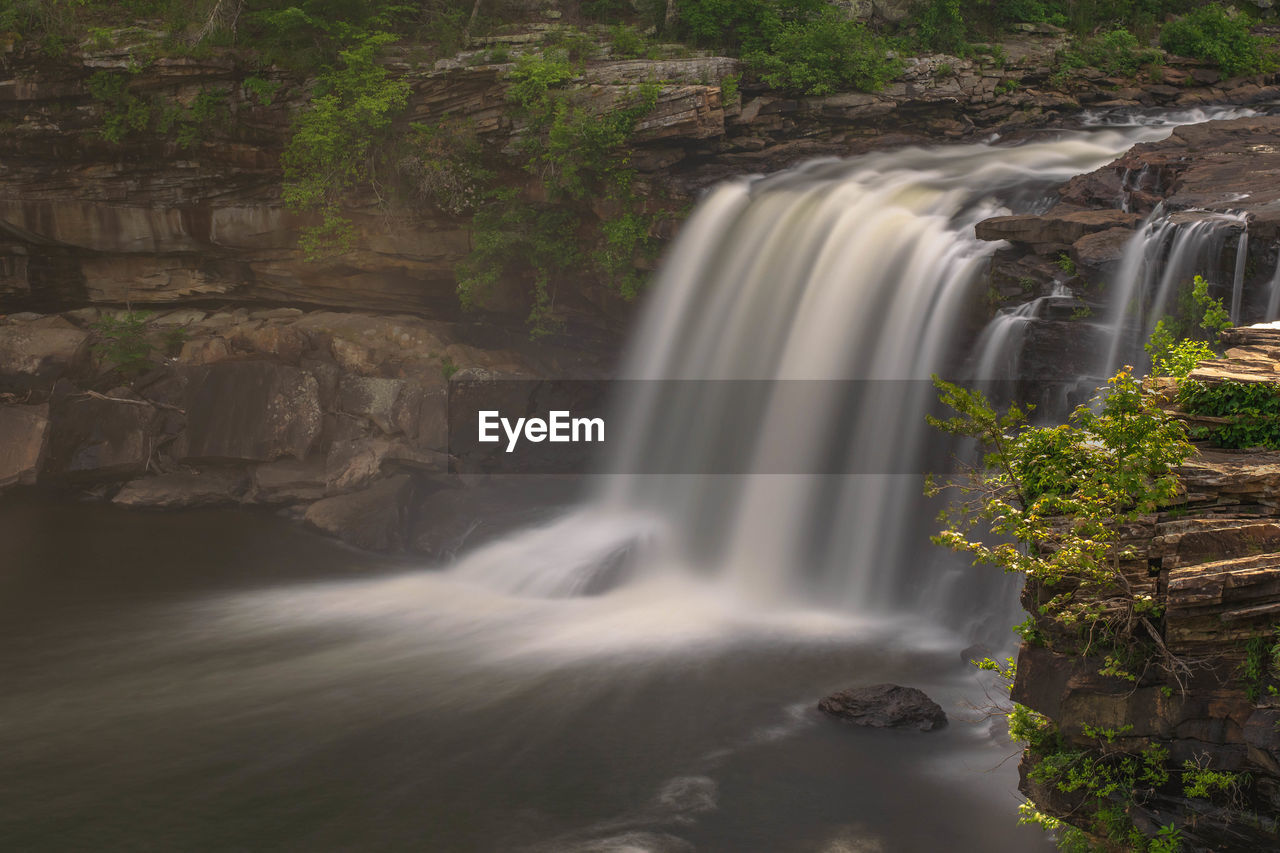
1160 4 1276 77
746 9 902 95
928 369 1193 680
280 32 410 257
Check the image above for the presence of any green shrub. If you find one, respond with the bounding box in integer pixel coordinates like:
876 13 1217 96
916 0 967 54
609 23 647 58
1160 5 1275 77
1068 27 1163 76
582 0 633 23
280 32 411 258
1179 379 1280 449
746 10 902 95
243 0 417 66
720 73 740 103
243 75 281 105
92 311 157 376
675 0 824 54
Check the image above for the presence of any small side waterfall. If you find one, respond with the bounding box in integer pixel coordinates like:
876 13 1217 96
970 284 1071 380
1231 227 1250 326
1267 258 1280 321
1101 209 1248 376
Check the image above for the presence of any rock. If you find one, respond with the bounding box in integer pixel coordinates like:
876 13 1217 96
817 683 948 731
250 457 328 503
975 210 1141 246
0 403 50 488
44 392 156 482
336 375 406 434
1070 227 1136 280
177 361 322 463
304 474 415 551
326 435 447 491
112 469 248 508
0 316 90 391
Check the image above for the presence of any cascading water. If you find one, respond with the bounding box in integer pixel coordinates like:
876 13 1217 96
456 108 1258 633
1267 257 1280 321
1101 208 1249 376
969 283 1072 381
7 105 1271 853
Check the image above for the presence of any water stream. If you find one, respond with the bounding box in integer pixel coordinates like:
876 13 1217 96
3 107 1266 851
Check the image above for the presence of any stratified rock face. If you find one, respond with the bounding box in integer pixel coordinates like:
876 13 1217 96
0 403 50 488
817 683 948 731
1012 328 1280 852
975 210 1141 248
177 361 322 463
3 34 1274 328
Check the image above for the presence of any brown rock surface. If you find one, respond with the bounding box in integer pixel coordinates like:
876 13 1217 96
0 403 50 489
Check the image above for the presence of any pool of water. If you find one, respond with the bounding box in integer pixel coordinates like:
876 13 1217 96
0 495 1052 852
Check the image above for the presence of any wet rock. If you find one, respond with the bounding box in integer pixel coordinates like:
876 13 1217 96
1070 227 1135 280
177 361 321 463
304 474 415 551
112 468 249 508
0 403 50 489
818 683 948 731
975 210 1141 247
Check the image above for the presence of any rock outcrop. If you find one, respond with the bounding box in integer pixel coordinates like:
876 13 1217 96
1011 325 1280 851
4 28 1278 333
0 305 603 550
976 116 1280 387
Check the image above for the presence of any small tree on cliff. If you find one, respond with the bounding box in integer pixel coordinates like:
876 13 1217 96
927 369 1194 684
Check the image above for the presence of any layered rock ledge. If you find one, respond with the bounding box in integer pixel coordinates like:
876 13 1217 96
1011 325 1280 851
4 29 1278 332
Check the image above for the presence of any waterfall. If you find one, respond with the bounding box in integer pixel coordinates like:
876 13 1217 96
1101 210 1248 376
1230 227 1249 326
451 108 1259 634
1267 257 1280 321
970 284 1071 381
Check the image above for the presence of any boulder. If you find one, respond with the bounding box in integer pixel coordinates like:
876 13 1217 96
0 316 90 391
337 375 406 434
818 683 948 731
0 403 50 488
44 393 156 482
112 468 249 508
1070 227 1135 280
303 474 415 551
178 361 322 463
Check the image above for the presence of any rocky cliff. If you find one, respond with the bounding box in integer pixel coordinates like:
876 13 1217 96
4 25 1279 331
0 304 597 552
1010 324 1280 851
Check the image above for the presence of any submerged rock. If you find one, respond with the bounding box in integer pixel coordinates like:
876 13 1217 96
818 683 948 731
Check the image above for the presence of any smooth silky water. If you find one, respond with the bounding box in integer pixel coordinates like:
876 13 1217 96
1 108 1260 852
